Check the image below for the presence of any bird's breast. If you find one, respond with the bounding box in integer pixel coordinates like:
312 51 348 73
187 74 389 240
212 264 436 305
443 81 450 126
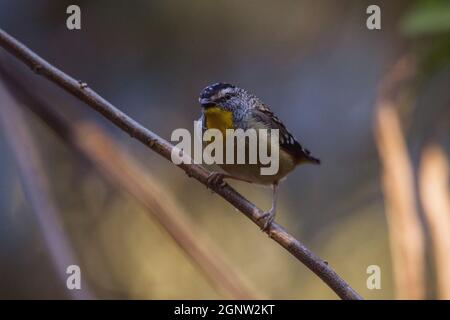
204 106 234 136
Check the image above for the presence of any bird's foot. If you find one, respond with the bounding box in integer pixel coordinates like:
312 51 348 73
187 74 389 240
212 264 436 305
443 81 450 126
258 209 276 232
206 172 227 189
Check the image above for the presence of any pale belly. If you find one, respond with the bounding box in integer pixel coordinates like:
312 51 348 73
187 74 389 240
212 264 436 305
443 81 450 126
218 146 297 185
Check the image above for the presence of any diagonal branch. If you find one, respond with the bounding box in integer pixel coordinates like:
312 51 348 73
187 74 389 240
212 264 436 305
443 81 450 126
0 28 362 300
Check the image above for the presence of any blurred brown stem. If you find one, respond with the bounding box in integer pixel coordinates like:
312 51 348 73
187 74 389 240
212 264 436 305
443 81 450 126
0 78 94 299
419 145 450 299
374 57 426 299
0 28 362 300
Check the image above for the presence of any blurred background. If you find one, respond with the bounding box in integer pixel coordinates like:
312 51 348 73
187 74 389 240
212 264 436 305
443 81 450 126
0 0 448 299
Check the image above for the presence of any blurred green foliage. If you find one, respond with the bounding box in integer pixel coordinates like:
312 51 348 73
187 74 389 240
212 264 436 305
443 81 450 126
401 0 450 75
401 0 450 36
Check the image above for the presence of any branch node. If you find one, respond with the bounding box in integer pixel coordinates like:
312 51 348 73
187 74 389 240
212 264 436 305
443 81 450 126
78 80 88 89
32 64 42 73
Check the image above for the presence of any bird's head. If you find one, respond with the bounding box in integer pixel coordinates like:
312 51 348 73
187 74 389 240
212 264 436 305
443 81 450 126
199 82 244 112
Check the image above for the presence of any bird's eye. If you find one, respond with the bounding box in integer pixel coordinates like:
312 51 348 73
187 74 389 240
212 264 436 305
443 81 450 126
224 94 232 99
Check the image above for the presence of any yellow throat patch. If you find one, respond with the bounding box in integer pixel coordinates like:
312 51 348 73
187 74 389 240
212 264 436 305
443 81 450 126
204 106 234 136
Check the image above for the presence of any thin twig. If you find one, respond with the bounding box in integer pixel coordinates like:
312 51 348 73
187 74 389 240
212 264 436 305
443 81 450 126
374 56 425 299
419 145 450 299
0 28 362 300
0 78 95 299
0 66 257 299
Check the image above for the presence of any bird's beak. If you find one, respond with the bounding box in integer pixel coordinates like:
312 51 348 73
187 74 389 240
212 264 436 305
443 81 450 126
199 97 215 108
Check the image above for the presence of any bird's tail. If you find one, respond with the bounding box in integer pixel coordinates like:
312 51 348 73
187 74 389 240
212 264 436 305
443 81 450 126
305 154 321 165
302 154 320 164
298 151 321 165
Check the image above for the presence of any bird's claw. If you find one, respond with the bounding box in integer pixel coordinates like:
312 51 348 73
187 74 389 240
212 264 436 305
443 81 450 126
258 210 275 232
207 172 226 189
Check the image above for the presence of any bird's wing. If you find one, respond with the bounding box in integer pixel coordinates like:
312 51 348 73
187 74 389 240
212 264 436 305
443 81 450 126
249 104 320 164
